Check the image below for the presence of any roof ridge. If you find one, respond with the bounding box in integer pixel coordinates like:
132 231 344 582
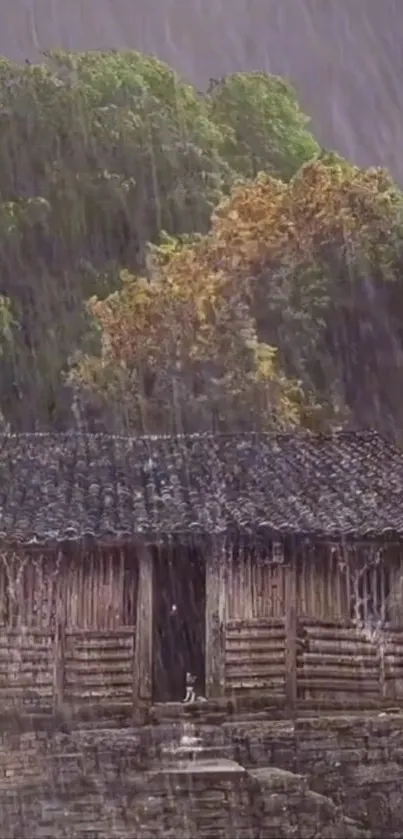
0 428 386 443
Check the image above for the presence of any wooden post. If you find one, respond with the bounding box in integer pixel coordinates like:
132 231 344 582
54 554 65 710
54 618 65 709
133 544 153 715
205 537 226 699
284 540 297 712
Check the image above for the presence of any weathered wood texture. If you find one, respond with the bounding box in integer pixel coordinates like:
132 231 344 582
205 541 226 698
222 543 287 700
284 552 297 709
64 628 135 707
0 548 137 630
0 551 61 628
383 625 403 700
297 620 381 702
0 547 139 711
0 629 54 710
226 545 284 620
0 627 136 711
133 546 153 702
64 549 134 628
387 549 403 625
224 618 286 697
297 546 350 620
297 544 398 625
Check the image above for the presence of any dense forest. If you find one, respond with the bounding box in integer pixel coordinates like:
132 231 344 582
1 49 403 439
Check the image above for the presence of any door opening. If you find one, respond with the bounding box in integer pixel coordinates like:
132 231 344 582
153 545 205 703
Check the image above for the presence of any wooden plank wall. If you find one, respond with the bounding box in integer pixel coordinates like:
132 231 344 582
0 548 137 630
225 618 286 695
382 625 403 701
297 546 350 621
297 620 380 704
387 548 403 625
226 545 285 620
64 549 136 629
224 544 286 697
64 629 135 707
0 548 138 712
0 551 60 628
0 629 54 711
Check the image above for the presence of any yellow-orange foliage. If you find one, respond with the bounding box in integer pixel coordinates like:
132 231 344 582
71 157 402 432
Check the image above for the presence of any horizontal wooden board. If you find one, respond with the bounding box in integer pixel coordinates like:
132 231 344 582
384 646 403 656
65 675 132 688
65 641 133 654
226 678 284 691
66 689 132 700
298 678 379 692
298 666 378 680
384 655 403 665
0 656 53 669
64 662 131 679
0 684 53 695
226 664 284 678
226 627 285 640
225 639 285 655
302 625 375 641
305 640 377 656
225 651 284 665
301 618 359 626
0 664 53 681
64 650 133 669
226 618 284 629
66 627 135 638
0 628 54 637
0 647 53 655
301 653 377 668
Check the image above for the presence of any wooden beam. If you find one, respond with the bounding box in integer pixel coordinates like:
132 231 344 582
284 541 297 711
205 538 226 698
133 545 153 712
54 550 65 710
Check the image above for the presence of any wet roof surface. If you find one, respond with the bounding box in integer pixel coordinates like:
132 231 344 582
0 430 402 544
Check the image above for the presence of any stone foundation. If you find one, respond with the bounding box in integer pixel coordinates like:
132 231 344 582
0 713 402 836
223 713 403 836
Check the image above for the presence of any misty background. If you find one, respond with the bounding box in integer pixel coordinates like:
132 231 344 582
2 0 403 179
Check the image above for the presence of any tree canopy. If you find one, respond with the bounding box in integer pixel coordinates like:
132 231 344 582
207 72 319 181
71 154 403 437
0 49 402 439
0 49 318 428
69 233 304 433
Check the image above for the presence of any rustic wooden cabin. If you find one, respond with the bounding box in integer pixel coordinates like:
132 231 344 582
1 429 403 715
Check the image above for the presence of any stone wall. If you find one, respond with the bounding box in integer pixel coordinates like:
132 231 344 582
0 713 402 837
222 713 403 836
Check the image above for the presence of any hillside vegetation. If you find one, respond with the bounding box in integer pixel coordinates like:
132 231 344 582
0 50 402 438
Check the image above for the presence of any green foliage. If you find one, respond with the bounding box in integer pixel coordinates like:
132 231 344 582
1 49 401 437
0 50 319 428
207 72 320 181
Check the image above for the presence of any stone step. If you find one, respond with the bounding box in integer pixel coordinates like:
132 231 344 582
157 743 233 769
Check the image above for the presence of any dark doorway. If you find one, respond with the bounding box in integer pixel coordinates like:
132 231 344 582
153 545 205 702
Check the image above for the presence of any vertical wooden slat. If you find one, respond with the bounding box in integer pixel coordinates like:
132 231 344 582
326 547 333 618
205 537 226 698
133 544 153 707
380 561 386 623
54 552 65 709
284 541 297 711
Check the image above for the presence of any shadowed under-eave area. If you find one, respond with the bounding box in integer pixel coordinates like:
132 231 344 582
1 430 403 543
1 1 403 179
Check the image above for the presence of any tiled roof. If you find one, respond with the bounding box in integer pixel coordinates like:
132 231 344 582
0 431 403 544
